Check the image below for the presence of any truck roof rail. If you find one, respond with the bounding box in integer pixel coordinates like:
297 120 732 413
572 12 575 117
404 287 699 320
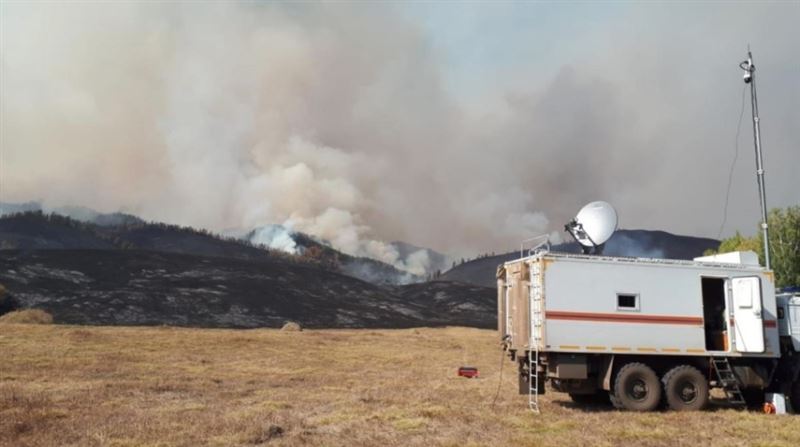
519 235 551 259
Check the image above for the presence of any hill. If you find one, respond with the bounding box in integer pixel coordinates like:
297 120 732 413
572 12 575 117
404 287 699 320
0 212 272 257
0 201 144 226
2 324 797 447
0 211 419 285
440 229 720 287
0 212 487 328
0 249 494 329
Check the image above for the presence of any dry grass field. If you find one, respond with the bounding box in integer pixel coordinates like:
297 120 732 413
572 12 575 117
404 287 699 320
1 324 798 447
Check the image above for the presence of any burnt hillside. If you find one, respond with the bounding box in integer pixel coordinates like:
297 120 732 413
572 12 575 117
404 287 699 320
0 212 272 258
0 249 495 329
0 212 418 285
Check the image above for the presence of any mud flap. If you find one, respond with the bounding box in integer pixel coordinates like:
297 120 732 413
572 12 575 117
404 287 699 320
601 355 615 391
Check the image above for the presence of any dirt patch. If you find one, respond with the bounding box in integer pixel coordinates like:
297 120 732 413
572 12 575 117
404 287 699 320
253 424 284 443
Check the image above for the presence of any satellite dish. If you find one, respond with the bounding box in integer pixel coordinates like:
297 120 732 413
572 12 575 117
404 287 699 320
564 201 618 255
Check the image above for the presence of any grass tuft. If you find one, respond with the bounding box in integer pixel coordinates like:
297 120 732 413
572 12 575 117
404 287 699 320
0 309 53 324
280 321 302 332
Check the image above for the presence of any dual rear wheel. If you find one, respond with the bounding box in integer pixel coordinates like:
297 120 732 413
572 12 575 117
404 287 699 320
611 363 708 412
661 365 709 411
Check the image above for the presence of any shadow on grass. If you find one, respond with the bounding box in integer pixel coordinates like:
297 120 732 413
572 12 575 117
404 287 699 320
550 395 617 413
550 396 761 413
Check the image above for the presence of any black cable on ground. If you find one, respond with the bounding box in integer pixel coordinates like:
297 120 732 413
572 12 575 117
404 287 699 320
490 344 506 408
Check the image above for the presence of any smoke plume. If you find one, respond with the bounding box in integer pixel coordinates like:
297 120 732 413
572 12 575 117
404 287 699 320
2 2 798 263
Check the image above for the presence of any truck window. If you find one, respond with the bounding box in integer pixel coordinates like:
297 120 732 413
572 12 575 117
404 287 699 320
617 293 639 311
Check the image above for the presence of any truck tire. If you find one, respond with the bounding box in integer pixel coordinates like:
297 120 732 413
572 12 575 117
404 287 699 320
661 365 709 411
612 362 662 411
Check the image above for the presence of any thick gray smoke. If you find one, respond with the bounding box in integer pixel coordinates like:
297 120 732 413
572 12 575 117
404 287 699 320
2 2 798 263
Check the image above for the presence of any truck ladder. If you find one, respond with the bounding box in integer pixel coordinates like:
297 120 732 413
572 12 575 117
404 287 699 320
711 357 746 406
528 260 544 413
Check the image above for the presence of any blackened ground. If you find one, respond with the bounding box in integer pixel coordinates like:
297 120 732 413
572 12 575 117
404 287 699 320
0 250 495 329
391 281 496 329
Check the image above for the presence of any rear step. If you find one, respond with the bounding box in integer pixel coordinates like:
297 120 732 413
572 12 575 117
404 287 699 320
711 357 746 406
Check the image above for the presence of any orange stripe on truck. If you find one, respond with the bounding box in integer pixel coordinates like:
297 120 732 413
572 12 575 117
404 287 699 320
546 310 703 326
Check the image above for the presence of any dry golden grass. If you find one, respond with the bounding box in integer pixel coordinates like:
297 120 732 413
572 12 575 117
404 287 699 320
0 309 53 324
0 324 797 447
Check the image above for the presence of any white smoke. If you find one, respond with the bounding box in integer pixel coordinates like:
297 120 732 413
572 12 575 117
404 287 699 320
250 224 298 255
0 2 568 264
404 250 432 277
2 2 798 265
606 234 666 259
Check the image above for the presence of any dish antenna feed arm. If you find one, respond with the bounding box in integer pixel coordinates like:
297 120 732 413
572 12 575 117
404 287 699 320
565 219 604 255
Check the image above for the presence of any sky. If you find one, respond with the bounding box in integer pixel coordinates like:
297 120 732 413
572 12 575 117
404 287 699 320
1 1 798 262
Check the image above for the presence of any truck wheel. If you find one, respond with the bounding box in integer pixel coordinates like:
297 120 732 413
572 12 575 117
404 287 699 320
661 365 709 411
612 362 662 411
609 391 622 409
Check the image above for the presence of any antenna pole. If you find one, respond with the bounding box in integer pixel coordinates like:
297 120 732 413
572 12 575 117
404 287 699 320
741 49 771 269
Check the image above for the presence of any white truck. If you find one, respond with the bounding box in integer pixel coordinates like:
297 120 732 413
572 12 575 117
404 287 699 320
497 248 800 412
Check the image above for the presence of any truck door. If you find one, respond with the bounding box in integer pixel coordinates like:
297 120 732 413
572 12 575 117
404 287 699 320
731 277 765 353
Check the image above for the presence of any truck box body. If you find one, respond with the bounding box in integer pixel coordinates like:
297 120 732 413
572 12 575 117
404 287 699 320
497 252 779 359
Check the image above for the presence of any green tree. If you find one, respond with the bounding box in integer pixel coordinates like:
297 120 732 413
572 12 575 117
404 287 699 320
704 231 762 256
708 206 800 288
770 206 800 288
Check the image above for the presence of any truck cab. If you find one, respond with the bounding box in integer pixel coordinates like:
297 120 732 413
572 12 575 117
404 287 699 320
777 290 800 352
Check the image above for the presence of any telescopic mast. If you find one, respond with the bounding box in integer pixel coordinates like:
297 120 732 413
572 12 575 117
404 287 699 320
740 49 771 270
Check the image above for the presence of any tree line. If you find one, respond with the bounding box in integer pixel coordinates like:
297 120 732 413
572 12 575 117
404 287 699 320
706 206 799 288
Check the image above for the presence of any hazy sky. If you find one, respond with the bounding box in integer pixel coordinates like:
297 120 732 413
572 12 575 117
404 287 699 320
1 1 798 259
